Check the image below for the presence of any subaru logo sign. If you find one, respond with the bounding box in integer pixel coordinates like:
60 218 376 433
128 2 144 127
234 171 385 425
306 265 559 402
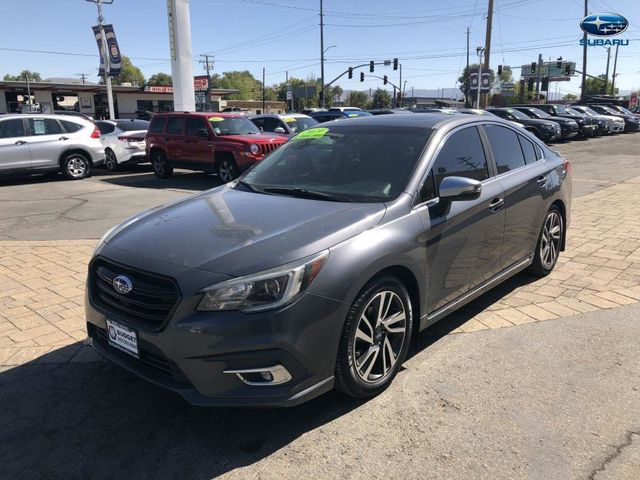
112 275 133 295
580 13 628 36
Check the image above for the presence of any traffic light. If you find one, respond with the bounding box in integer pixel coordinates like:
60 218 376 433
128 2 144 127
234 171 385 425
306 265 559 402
369 61 375 72
348 67 353 79
360 72 365 82
564 64 571 76
383 75 388 85
531 62 537 74
497 65 503 75
527 78 534 90
541 77 549 91
393 58 398 71
556 59 562 69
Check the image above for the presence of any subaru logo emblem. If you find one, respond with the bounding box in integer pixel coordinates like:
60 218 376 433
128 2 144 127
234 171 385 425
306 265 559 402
580 13 628 36
112 275 133 295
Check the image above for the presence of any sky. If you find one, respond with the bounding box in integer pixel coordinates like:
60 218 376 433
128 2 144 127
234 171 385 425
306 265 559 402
1 0 639 98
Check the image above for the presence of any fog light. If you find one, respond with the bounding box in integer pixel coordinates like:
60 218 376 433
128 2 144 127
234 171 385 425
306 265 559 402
222 364 292 386
260 371 273 382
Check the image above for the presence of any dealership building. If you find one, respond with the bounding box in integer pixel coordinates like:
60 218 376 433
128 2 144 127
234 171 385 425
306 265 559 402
0 78 287 118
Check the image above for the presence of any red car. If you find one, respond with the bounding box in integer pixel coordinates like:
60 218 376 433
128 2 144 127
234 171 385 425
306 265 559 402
145 112 286 182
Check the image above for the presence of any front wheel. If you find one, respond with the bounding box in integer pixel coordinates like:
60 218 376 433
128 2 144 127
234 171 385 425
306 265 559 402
151 150 173 179
61 153 91 180
335 276 413 399
216 156 239 183
528 206 563 277
104 149 119 171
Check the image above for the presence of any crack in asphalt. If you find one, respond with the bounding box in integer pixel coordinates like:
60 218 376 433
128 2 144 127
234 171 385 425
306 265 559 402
588 429 640 480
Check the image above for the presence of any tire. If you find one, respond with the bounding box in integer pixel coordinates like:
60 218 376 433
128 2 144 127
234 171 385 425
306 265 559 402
216 156 239 183
528 206 563 277
335 276 414 399
61 152 91 180
104 149 119 172
151 150 173 179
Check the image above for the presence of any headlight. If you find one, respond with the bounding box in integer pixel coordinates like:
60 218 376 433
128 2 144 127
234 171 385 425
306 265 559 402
197 250 329 312
249 144 260 155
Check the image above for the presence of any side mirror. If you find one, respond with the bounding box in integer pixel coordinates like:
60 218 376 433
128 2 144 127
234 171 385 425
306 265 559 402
438 176 482 200
274 127 286 134
197 128 210 138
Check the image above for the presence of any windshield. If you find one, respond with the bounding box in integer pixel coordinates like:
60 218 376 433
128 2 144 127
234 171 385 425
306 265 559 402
574 106 597 116
344 111 373 118
598 106 619 115
613 106 633 114
282 116 318 134
506 109 530 120
527 108 550 118
563 108 582 117
209 116 261 135
238 125 431 203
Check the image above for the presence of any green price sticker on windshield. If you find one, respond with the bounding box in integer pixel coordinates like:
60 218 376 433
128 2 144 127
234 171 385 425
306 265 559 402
283 117 297 123
348 113 359 117
209 116 225 122
292 127 328 140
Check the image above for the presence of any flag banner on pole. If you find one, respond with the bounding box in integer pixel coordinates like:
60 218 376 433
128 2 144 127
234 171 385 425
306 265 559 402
92 24 122 77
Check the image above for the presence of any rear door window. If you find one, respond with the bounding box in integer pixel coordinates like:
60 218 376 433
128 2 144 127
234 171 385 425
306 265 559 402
420 126 489 201
0 119 25 138
484 125 527 174
27 118 63 136
166 117 185 135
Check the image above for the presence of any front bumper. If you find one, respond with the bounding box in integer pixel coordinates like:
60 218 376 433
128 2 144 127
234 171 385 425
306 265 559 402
85 261 346 407
578 124 597 137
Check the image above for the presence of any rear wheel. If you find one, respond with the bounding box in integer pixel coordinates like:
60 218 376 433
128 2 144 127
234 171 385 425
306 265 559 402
61 153 91 180
216 156 239 183
528 206 563 277
335 276 413 399
104 149 119 172
151 150 173 179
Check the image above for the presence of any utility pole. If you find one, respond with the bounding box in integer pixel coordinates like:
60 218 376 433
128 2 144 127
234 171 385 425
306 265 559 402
465 27 470 107
25 73 31 106
610 44 619 95
581 0 588 101
86 0 115 119
481 0 493 108
319 0 325 108
603 47 611 94
76 73 88 84
476 47 485 109
262 67 266 113
535 53 542 102
398 63 402 108
199 54 214 110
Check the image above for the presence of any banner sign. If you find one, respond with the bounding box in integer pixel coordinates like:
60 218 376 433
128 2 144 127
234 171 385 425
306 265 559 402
194 75 209 91
469 72 491 92
92 24 122 77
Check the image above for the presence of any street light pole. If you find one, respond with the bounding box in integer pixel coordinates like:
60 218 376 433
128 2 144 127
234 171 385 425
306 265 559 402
319 0 325 108
86 0 115 119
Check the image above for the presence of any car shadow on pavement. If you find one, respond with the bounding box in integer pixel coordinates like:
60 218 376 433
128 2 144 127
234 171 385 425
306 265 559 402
98 170 223 192
0 343 364 479
0 172 67 187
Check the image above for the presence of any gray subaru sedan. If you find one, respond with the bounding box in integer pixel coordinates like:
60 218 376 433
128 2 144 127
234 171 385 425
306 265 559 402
86 114 571 407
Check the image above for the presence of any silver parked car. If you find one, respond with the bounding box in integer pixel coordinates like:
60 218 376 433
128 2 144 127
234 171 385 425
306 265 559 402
250 113 318 138
0 114 104 179
86 114 571 406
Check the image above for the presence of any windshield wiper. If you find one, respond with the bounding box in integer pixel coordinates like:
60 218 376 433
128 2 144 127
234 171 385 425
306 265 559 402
262 187 352 202
235 180 264 193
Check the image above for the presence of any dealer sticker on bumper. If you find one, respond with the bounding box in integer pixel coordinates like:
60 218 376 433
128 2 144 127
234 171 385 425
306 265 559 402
106 319 139 358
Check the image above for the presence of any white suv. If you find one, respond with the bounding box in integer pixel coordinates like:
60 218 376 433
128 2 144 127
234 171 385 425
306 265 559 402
0 114 104 179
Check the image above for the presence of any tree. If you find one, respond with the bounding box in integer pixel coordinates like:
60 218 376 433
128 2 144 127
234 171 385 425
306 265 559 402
346 91 370 110
111 56 145 86
147 72 172 86
3 70 42 82
563 93 578 101
330 85 343 106
211 71 264 100
371 88 392 109
274 77 320 111
585 74 618 96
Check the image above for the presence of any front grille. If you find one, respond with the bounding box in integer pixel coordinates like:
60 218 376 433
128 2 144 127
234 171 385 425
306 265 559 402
259 142 281 156
89 324 189 384
89 257 180 331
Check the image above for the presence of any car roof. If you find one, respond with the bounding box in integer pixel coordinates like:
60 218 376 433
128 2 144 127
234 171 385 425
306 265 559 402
1 113 87 121
252 113 311 119
314 112 513 130
153 112 245 118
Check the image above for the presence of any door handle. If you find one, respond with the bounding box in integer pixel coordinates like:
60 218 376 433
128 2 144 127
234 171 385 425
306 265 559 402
14 140 27 145
489 197 504 211
59 136 69 141
536 175 547 186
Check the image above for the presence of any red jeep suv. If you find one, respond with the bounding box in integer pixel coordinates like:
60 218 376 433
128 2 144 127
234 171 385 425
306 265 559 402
145 112 287 182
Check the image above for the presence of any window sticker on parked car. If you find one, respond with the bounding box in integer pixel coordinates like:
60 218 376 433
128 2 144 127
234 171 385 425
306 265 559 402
33 119 46 134
292 127 328 140
209 117 225 122
348 114 359 117
283 117 297 123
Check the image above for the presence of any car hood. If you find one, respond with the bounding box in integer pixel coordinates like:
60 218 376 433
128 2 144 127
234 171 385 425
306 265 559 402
217 133 285 144
104 185 386 277
549 117 577 125
519 118 557 128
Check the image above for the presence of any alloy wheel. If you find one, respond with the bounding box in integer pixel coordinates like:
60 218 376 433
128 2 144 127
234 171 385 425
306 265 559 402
540 211 562 269
153 154 166 175
352 291 407 383
66 155 88 178
105 150 117 171
218 159 236 183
